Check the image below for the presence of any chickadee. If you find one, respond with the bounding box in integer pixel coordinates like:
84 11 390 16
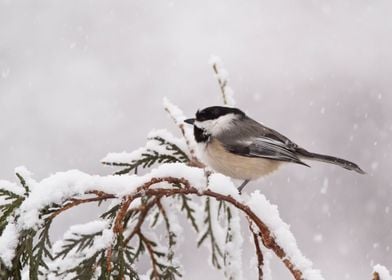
184 106 365 192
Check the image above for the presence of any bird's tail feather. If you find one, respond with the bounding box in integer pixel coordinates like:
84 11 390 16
296 148 365 174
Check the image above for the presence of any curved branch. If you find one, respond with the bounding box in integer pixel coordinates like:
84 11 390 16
121 177 304 280
41 176 306 279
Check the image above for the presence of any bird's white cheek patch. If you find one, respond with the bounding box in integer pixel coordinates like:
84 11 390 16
194 114 236 136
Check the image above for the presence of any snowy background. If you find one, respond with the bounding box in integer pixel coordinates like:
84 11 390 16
1 0 391 279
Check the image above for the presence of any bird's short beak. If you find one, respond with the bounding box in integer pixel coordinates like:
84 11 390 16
184 118 195 125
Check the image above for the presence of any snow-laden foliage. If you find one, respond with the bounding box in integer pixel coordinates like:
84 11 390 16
0 57 387 280
0 134 325 279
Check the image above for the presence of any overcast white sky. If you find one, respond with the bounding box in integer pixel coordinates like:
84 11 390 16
1 0 392 279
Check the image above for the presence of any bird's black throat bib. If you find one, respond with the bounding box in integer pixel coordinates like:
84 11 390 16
194 125 210 143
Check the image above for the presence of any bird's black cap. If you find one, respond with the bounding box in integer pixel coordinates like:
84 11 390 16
195 106 245 121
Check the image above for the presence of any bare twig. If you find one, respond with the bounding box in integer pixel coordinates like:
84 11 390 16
212 63 229 105
209 56 235 106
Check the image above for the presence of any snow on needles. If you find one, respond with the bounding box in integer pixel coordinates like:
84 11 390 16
101 129 188 164
49 220 113 275
0 220 19 266
206 175 323 279
247 191 324 280
0 179 25 198
15 163 205 230
2 163 325 278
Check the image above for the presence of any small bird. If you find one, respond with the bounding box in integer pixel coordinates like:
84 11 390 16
184 106 365 192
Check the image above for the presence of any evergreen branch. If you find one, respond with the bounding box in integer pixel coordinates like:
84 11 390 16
148 136 189 162
15 173 30 195
4 229 36 280
105 150 183 175
112 233 139 279
54 231 102 260
223 203 233 266
178 194 199 232
0 196 23 234
197 197 223 269
101 204 121 220
171 182 199 233
0 189 22 200
30 219 53 277
103 135 190 176
156 200 176 261
116 178 307 280
124 197 160 244
61 250 104 280
4 173 381 279
138 233 181 280
138 233 161 278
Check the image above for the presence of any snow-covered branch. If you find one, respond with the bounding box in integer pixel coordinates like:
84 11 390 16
0 57 387 280
0 164 323 279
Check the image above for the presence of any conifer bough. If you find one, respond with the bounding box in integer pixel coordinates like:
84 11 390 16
0 57 389 280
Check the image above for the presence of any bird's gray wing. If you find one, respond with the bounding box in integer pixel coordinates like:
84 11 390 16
217 116 309 165
223 136 309 166
251 137 309 165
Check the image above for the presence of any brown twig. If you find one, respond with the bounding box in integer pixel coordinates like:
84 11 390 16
49 193 115 220
106 245 113 273
114 196 133 234
124 196 161 244
373 272 380 280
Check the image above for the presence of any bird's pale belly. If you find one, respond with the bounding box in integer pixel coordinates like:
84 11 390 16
204 139 281 180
